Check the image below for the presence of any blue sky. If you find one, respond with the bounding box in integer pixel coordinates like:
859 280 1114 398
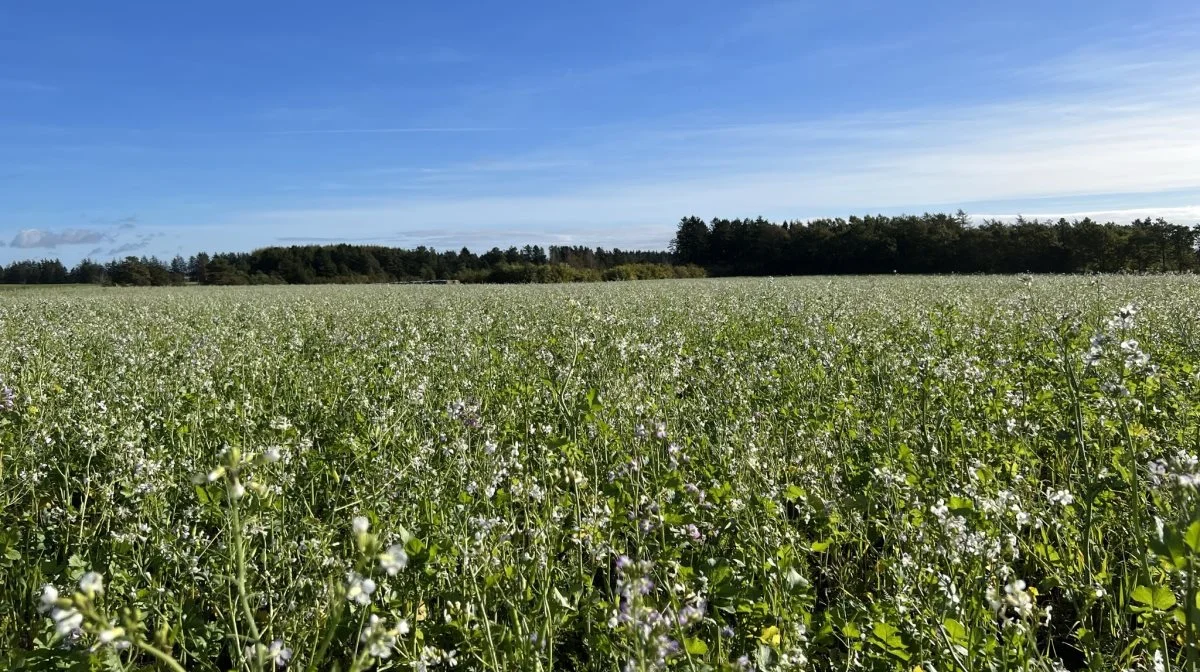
2 0 1199 264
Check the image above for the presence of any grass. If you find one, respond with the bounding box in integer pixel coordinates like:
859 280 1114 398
1 276 1199 671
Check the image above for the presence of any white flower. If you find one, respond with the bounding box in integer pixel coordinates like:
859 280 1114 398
1046 489 1074 506
396 619 410 636
352 516 370 535
368 639 393 658
1154 649 1165 672
52 607 83 637
98 626 126 645
379 544 409 576
39 585 59 613
1004 579 1034 618
1109 304 1137 331
346 572 376 605
229 482 246 500
360 614 396 659
263 447 282 463
78 572 104 597
930 499 949 520
268 639 292 668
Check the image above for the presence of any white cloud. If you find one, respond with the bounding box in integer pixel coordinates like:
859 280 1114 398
975 206 1200 226
10 228 109 249
227 35 1200 251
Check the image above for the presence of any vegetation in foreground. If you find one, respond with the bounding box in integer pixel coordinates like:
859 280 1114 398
2 277 1200 670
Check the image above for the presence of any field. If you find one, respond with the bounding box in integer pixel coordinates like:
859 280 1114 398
2 277 1200 671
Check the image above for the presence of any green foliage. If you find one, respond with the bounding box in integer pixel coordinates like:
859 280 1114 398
671 213 1200 274
1 276 1200 671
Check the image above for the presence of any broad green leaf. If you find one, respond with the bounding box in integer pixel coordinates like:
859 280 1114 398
942 618 967 643
1132 585 1176 611
1186 521 1200 553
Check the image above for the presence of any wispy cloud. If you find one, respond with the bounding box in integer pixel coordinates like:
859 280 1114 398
107 241 149 255
90 215 138 229
0 77 57 93
266 127 512 135
276 235 388 243
10 228 110 249
975 206 1200 226
463 159 589 173
372 46 472 65
256 106 347 123
227 37 1200 250
728 1 814 42
270 224 667 250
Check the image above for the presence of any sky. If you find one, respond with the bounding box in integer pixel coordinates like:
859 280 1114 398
2 0 1200 265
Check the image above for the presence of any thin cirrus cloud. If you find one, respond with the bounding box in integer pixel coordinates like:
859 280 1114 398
255 106 348 124
271 224 670 251
265 126 512 135
0 77 57 93
976 206 1200 225
106 241 149 255
214 21 1200 247
229 43 1200 251
370 46 472 65
9 228 110 249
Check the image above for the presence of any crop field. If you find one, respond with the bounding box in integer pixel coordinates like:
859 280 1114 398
4 276 1200 671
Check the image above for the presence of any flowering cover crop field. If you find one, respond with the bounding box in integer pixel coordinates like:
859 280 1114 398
2 277 1200 671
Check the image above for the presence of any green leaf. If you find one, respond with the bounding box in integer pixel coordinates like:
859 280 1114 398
871 622 904 648
1185 521 1200 553
948 496 974 516
810 539 831 552
871 622 910 661
942 618 967 643
405 537 426 556
684 637 708 655
1132 585 1177 611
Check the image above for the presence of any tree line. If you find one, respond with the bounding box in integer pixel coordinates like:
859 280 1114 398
0 244 703 286
4 213 1199 286
671 213 1200 275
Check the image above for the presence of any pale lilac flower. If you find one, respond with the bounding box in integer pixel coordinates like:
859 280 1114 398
268 639 292 668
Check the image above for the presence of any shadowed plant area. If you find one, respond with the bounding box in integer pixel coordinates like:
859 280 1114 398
3 277 1200 670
